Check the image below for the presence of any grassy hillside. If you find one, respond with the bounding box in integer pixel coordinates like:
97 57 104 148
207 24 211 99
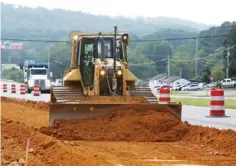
1 3 210 34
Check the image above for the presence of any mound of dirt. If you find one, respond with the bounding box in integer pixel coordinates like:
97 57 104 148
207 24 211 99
1 97 49 110
182 123 236 154
40 109 189 142
1 118 111 166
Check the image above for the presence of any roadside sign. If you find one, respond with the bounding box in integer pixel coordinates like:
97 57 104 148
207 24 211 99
1 40 23 50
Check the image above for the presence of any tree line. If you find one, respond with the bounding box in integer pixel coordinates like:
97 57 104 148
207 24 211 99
2 22 236 82
1 3 236 82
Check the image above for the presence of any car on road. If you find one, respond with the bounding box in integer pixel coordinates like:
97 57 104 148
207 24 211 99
177 84 190 91
154 84 171 90
160 84 171 89
221 78 236 88
51 81 55 87
204 82 224 89
55 79 62 87
182 84 200 91
172 84 182 91
204 82 216 89
198 82 206 90
179 82 198 91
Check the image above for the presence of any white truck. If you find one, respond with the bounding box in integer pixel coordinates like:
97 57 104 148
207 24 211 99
221 78 236 88
22 62 51 93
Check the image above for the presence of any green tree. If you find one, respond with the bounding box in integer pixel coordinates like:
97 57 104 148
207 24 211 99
211 67 224 81
128 51 157 80
200 67 211 83
198 21 231 54
46 42 71 79
170 45 194 79
133 41 173 74
1 68 24 83
224 22 236 77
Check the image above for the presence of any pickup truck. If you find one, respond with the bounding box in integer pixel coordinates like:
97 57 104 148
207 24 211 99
221 78 236 88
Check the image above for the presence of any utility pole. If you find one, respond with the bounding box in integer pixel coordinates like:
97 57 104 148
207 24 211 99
226 45 230 78
48 34 51 79
195 35 198 78
8 55 12 64
180 68 182 77
168 54 170 77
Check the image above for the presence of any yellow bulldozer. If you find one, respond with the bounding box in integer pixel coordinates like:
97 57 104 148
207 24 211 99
49 26 182 125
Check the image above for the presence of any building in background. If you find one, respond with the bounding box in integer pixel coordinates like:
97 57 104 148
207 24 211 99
149 74 190 88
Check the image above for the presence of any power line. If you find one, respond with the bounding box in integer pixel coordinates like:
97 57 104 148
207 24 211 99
198 59 223 67
169 59 193 62
130 34 228 42
200 39 224 48
161 44 236 62
1 34 229 43
197 44 236 60
198 45 220 52
1 38 68 43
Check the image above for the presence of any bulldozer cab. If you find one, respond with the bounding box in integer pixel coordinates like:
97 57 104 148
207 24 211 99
76 36 124 60
79 38 94 87
74 35 127 91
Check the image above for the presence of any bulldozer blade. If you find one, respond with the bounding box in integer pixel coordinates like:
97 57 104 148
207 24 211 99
49 103 182 125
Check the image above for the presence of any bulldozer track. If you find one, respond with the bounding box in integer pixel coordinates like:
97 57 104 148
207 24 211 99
51 85 157 104
51 86 84 103
130 86 157 103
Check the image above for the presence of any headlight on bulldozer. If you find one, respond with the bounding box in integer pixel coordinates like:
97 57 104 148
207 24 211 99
100 70 105 76
73 35 78 40
117 70 122 76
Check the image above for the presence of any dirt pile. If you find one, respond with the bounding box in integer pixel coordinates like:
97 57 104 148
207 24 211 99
182 123 236 154
40 109 189 142
1 97 49 110
1 118 43 165
1 118 111 166
2 98 236 165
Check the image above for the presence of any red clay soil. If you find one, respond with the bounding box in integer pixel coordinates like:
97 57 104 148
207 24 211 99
40 107 236 155
1 97 49 110
183 123 236 155
40 109 189 142
1 118 111 166
4 117 236 166
2 98 236 166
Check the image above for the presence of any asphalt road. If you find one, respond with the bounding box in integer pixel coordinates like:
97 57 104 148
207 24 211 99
151 87 236 99
1 80 236 131
177 89 236 97
182 105 236 130
0 81 50 102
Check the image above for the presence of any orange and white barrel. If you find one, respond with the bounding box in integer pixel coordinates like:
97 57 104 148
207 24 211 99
207 87 229 117
33 84 40 96
2 84 7 92
159 87 171 104
11 84 16 93
20 84 26 95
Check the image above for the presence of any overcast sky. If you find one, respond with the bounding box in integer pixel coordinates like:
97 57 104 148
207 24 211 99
1 0 235 25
